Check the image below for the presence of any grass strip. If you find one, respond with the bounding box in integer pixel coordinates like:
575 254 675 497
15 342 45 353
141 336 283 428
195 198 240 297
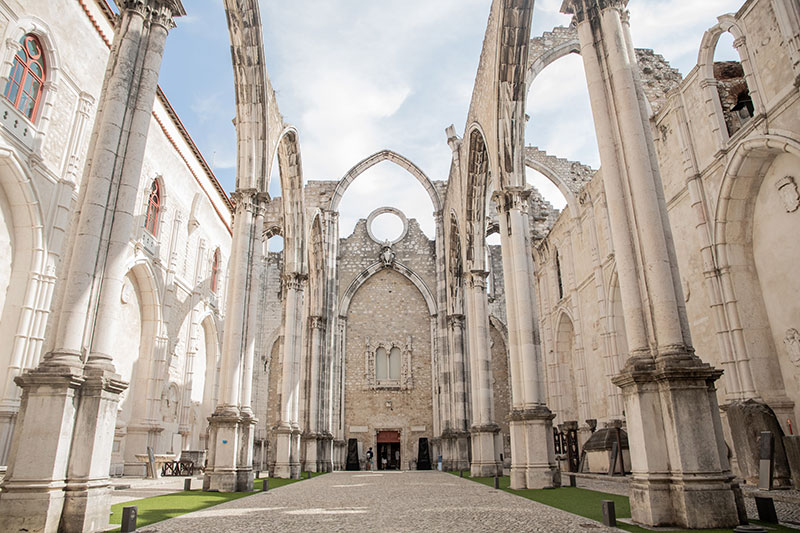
448 472 795 533
108 473 325 531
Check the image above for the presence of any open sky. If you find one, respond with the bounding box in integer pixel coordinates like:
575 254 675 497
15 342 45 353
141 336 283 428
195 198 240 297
154 0 743 244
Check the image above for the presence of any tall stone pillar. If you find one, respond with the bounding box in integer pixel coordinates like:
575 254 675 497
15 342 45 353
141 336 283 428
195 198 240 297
204 190 263 492
561 0 739 527
0 1 185 531
444 313 470 470
274 272 306 478
303 315 326 472
464 270 501 477
494 188 559 490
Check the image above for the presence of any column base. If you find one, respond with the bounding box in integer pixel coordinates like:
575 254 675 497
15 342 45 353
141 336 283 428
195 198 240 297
61 370 126 533
303 433 319 472
273 426 301 479
318 432 334 472
470 425 501 477
203 410 241 492
441 429 470 471
509 407 560 489
0 368 84 533
235 415 256 492
613 356 740 529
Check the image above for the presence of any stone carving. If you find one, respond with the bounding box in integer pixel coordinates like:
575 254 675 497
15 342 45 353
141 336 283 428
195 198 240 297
380 244 395 267
776 176 800 213
784 328 800 366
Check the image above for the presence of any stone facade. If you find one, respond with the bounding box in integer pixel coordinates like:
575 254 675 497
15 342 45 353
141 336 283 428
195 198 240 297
1 0 798 530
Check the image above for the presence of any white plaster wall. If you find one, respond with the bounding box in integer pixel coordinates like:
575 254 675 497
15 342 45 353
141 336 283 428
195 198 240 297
753 153 800 423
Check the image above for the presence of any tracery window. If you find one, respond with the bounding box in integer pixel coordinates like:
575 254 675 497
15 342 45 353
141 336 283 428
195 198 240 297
211 249 221 293
365 338 413 390
145 180 161 235
4 34 45 120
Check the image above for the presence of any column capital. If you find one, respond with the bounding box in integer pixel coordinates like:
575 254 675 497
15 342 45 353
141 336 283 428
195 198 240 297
560 0 628 22
465 269 489 289
231 189 264 215
447 314 466 329
309 315 327 330
492 187 531 215
282 272 307 291
119 0 186 29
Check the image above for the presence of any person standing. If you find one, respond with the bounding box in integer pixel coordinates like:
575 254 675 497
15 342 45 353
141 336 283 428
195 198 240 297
366 447 374 471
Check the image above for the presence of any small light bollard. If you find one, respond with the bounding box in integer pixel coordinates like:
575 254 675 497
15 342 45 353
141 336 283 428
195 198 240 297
459 470 463 478
184 478 192 491
601 500 616 528
493 474 500 489
307 470 311 480
120 506 138 533
262 477 269 491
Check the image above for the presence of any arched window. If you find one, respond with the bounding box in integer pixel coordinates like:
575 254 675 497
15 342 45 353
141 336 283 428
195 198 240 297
144 180 161 235
555 249 564 300
4 34 45 120
388 347 401 381
211 249 221 293
376 346 401 383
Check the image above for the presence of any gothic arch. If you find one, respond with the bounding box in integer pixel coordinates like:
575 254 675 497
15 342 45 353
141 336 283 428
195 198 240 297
274 127 306 274
697 15 763 144
525 26 580 90
447 211 465 315
524 147 594 215
329 150 441 213
465 127 491 271
307 210 326 317
340 261 437 318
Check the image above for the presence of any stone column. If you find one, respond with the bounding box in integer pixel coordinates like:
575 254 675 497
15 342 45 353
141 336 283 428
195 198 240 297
204 190 261 492
561 0 739 528
274 272 306 478
463 270 501 477
494 188 559 490
0 2 185 530
303 315 326 472
235 193 265 492
447 314 470 470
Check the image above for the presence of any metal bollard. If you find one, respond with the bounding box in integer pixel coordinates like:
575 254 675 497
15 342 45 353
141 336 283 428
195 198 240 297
493 475 500 489
120 506 138 533
601 500 616 527
569 474 577 487
307 470 311 480
459 470 463 478
755 496 778 523
184 478 192 491
262 478 269 492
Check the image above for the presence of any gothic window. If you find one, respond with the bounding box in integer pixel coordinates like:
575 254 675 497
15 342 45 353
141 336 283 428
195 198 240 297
366 340 412 390
145 180 161 235
555 249 564 300
4 34 45 120
211 249 221 293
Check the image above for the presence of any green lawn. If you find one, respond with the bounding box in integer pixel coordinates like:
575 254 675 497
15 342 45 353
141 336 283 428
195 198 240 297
108 474 325 532
449 472 796 533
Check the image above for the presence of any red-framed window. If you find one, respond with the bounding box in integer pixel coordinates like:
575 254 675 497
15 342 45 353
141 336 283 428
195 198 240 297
211 249 221 293
144 180 161 235
4 34 46 120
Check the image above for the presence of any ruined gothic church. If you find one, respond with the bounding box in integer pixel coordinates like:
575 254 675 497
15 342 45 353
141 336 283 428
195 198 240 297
0 0 798 531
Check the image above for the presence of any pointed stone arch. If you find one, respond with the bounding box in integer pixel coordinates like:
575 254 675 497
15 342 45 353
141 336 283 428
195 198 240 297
329 150 441 213
340 261 437 319
465 127 490 271
274 127 306 274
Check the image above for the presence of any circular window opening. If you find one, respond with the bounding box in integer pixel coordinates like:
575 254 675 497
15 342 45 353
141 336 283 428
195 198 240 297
366 207 408 245
371 212 404 242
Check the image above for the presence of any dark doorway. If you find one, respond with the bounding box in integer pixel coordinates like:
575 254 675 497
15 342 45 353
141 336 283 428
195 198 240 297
377 430 401 470
417 438 432 470
346 438 360 471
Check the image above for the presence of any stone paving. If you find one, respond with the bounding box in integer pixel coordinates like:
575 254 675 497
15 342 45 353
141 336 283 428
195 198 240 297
141 471 618 532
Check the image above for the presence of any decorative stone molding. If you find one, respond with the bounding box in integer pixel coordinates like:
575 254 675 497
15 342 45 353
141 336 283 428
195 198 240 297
309 315 326 330
379 244 396 267
363 337 413 391
785 328 800 366
465 270 489 290
282 272 307 292
366 206 408 245
776 176 800 212
447 314 466 329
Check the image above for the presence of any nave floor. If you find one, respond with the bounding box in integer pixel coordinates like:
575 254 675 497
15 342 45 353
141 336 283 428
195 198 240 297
142 470 618 532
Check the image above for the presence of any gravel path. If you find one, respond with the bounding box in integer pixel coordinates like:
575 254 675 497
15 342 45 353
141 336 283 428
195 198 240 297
141 471 618 532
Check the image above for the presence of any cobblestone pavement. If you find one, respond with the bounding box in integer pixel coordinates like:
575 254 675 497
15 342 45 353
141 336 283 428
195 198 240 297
142 471 618 533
